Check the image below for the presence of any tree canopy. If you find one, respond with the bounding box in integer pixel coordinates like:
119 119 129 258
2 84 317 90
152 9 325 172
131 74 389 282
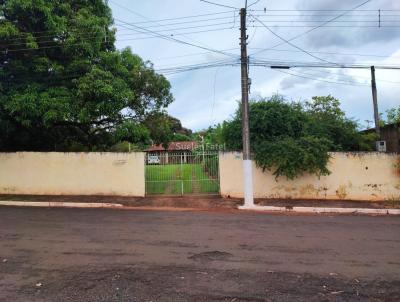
222 95 375 179
0 0 173 151
384 106 400 125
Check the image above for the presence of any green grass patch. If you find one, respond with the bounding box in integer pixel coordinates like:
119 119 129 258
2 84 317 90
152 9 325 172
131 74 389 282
145 163 219 195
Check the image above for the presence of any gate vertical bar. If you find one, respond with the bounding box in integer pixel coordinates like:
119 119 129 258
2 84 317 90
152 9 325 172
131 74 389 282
180 153 183 195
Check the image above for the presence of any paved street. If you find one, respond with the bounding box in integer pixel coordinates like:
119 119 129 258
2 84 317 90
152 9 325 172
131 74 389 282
0 207 399 301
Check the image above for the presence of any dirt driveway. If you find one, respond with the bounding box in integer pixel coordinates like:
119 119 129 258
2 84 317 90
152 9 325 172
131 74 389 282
0 207 399 301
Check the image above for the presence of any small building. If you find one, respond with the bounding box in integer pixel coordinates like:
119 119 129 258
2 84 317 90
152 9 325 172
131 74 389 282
362 123 400 153
145 141 199 164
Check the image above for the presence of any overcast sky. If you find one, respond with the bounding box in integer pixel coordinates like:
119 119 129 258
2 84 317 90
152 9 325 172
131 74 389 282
109 0 400 131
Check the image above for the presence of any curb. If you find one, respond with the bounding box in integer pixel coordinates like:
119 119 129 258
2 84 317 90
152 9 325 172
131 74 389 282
1 201 399 215
0 201 123 209
239 205 400 215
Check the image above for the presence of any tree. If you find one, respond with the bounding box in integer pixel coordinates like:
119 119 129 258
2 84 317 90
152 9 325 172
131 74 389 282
0 0 173 151
385 106 400 124
173 133 192 142
143 111 174 149
304 95 371 151
222 95 373 179
193 124 225 151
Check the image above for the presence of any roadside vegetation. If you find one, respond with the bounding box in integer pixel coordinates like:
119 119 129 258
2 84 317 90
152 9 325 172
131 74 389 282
0 0 191 152
206 95 392 179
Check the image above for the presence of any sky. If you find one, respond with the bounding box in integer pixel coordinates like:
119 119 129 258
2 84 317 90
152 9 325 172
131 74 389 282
109 0 400 131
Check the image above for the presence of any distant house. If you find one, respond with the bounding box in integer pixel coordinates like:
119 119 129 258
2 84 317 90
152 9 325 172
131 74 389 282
362 123 400 153
145 141 199 164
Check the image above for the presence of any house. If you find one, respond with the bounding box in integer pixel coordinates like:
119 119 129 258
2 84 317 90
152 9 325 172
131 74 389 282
145 141 199 164
362 123 400 153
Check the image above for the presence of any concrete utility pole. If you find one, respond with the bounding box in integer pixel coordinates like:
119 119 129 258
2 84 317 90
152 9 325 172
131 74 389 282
239 8 254 208
370 66 381 142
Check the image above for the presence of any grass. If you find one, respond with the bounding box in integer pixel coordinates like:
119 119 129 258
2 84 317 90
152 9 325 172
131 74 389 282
145 163 219 195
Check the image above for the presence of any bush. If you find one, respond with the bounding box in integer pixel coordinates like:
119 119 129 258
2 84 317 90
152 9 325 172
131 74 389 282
222 95 371 179
108 141 140 152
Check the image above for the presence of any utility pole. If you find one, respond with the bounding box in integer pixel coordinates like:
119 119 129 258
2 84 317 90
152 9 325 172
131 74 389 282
239 8 254 208
370 66 381 143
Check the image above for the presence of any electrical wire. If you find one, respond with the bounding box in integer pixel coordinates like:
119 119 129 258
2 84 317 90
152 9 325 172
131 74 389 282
249 8 399 12
199 0 239 10
250 0 373 56
247 0 261 9
114 17 238 58
114 15 236 29
271 69 369 86
302 68 400 84
249 47 400 59
249 60 400 69
157 61 240 75
110 0 239 58
250 14 338 64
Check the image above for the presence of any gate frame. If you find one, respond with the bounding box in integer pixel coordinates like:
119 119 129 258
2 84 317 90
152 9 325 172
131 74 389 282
144 151 220 196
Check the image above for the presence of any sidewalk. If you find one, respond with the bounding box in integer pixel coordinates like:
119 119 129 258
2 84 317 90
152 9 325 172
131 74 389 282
0 194 399 215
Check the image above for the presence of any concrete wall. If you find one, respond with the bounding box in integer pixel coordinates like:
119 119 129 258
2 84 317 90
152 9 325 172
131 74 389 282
0 152 145 196
219 152 400 201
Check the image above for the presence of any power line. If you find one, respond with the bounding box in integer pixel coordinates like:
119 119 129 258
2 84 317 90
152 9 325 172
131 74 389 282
282 69 370 85
251 0 373 56
154 57 236 70
271 69 369 86
249 47 400 59
156 61 240 75
302 68 400 84
110 2 236 24
149 48 239 61
249 8 399 12
113 20 235 35
249 25 400 27
247 0 261 9
199 0 239 10
4 12 396 42
248 20 400 23
2 40 109 53
114 17 238 58
110 1 239 59
114 15 236 29
110 0 238 57
250 60 400 69
250 14 337 64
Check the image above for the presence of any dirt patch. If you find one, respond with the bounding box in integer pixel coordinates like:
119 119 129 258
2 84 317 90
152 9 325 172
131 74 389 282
188 251 233 262
6 265 400 302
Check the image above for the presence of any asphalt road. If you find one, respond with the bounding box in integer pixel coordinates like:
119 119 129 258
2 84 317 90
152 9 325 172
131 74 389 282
0 207 399 301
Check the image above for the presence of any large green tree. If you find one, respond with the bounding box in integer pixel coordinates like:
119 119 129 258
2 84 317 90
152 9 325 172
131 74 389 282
0 0 173 151
222 95 374 179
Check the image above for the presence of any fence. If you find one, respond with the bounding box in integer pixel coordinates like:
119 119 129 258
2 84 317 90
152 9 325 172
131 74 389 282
219 152 400 201
0 151 398 201
0 152 145 196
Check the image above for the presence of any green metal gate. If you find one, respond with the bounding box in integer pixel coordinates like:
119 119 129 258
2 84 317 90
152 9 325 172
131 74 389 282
145 151 220 195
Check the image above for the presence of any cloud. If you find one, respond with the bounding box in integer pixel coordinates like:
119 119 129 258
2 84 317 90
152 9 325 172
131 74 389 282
294 0 400 48
111 0 400 131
